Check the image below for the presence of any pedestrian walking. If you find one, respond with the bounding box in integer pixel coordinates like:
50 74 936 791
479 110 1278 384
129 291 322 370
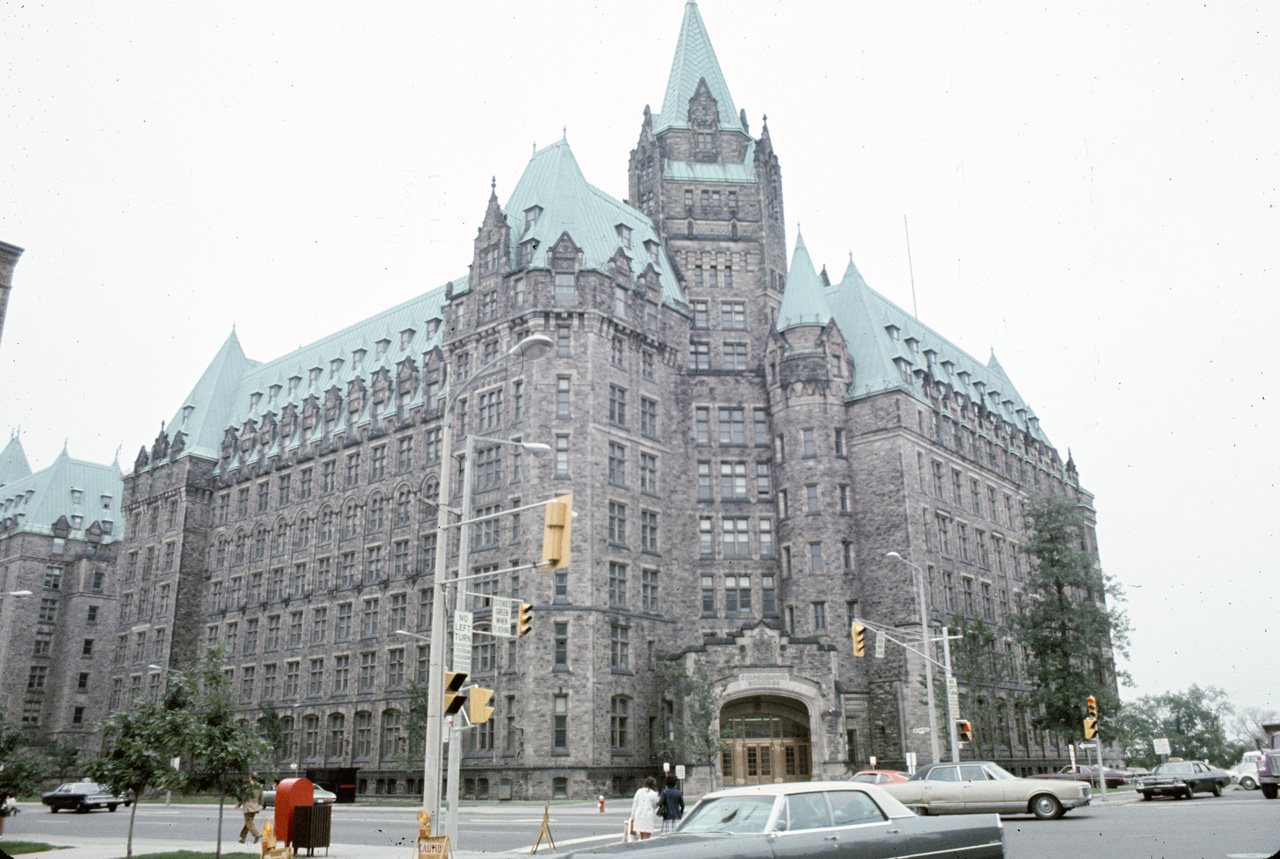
629 776 660 840
237 774 265 844
658 774 684 834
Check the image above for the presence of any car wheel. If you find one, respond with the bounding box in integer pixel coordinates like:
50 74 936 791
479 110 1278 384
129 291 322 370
1211 783 1222 797
49 805 58 813
1031 794 1063 820
108 803 119 812
1183 785 1195 800
1261 784 1278 800
1140 791 1152 801
76 802 90 813
1240 776 1258 790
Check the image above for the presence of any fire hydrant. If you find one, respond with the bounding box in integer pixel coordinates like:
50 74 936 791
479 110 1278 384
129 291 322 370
598 795 605 813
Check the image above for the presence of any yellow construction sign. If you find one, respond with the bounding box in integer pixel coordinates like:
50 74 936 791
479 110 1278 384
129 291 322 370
415 810 452 859
260 820 294 859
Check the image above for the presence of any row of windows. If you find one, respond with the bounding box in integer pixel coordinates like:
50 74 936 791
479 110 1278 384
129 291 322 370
926 508 1020 577
689 340 750 371
920 452 1019 527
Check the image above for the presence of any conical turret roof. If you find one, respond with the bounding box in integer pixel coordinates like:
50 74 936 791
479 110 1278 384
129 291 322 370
776 232 833 332
654 2 743 134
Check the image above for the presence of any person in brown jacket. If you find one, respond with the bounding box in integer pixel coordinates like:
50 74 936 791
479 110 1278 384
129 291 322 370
237 774 265 844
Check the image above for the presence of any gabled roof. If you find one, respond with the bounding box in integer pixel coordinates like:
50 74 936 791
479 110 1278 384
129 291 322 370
0 445 123 543
777 232 833 333
162 287 449 463
0 432 31 489
654 1 743 135
505 138 686 308
820 251 1050 445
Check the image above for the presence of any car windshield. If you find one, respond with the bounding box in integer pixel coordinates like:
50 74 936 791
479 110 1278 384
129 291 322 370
1156 763 1193 775
982 763 1017 781
679 795 777 834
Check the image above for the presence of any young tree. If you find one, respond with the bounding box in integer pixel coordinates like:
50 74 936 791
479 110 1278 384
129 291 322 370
0 718 46 802
652 661 725 769
88 686 192 858
945 614 1016 759
1011 493 1130 738
177 646 272 859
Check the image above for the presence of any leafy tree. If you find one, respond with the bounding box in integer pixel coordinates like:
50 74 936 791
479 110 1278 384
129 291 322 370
1232 706 1280 752
944 614 1016 759
652 660 725 769
403 681 430 760
257 702 288 765
175 646 272 859
1011 493 1130 738
88 686 192 858
0 719 45 801
43 742 83 781
1113 686 1244 769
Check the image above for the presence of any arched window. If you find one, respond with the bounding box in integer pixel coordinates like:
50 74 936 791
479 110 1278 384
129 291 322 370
278 715 295 761
252 526 267 561
354 711 373 759
327 713 346 758
367 495 385 533
234 531 247 565
303 715 320 759
273 519 289 555
342 502 360 539
381 709 404 760
420 478 439 523
610 696 629 750
318 508 334 545
295 515 311 549
395 487 413 527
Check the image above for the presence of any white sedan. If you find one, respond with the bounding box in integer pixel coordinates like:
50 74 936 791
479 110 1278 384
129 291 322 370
881 761 1091 820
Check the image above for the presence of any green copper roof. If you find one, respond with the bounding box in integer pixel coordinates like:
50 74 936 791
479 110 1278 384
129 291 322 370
821 252 1049 445
0 432 32 489
777 232 834 333
654 2 743 135
505 138 686 308
0 445 123 543
163 287 449 463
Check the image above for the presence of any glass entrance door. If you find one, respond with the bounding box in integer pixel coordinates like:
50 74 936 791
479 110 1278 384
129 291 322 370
720 705 812 785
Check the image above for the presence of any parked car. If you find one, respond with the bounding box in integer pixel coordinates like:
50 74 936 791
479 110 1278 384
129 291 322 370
561 781 1004 858
880 761 1091 820
1135 761 1231 800
1028 765 1132 789
1232 764 1260 791
41 781 130 813
262 785 337 806
850 769 910 785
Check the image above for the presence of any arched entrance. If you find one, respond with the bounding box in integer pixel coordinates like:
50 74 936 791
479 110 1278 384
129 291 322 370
720 696 812 785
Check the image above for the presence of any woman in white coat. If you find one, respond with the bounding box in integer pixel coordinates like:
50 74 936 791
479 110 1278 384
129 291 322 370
629 776 659 840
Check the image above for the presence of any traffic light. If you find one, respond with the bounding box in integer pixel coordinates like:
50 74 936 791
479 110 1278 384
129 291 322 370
541 494 574 569
957 720 973 743
517 602 534 637
1087 695 1098 719
851 622 866 657
443 671 468 716
1083 717 1098 740
468 687 495 724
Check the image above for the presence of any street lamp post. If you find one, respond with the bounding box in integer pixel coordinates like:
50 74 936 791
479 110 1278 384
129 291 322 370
421 334 552 830
885 552 942 765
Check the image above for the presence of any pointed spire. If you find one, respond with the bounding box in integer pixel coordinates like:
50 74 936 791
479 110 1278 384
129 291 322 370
654 1 743 134
0 430 32 488
777 231 834 332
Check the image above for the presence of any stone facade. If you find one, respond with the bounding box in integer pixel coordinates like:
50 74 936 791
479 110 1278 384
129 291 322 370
0 240 22 348
103 1 1114 799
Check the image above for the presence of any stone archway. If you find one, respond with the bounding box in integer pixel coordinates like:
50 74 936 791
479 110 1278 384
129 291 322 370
719 695 812 785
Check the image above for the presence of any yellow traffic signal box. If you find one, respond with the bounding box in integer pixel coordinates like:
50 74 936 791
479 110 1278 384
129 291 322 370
443 671 468 716
469 687 495 724
541 494 573 569
851 622 866 657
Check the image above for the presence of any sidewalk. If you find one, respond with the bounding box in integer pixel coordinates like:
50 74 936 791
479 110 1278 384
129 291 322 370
5 831 501 858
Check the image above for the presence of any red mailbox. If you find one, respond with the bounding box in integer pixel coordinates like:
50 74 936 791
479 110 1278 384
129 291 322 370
273 777 314 845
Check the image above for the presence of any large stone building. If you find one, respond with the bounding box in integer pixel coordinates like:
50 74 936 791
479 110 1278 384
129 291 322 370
0 434 123 749
0 240 22 347
107 2 1112 799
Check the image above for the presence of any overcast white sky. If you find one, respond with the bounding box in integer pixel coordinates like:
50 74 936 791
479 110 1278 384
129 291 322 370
2 1 1277 714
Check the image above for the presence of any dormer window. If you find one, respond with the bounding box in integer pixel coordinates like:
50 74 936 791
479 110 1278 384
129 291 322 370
330 358 344 378
524 206 542 230
923 348 937 366
250 392 262 410
269 384 281 402
309 368 322 386
101 494 112 509
644 240 659 263
72 515 83 529
426 319 441 338
71 489 83 504
102 519 113 534
905 337 919 353
352 349 366 369
616 224 632 249
885 324 900 341
289 376 301 395
182 405 195 424
376 339 390 359
400 328 416 350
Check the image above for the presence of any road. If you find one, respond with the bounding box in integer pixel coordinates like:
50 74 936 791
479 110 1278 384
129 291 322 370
8 788 1280 858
